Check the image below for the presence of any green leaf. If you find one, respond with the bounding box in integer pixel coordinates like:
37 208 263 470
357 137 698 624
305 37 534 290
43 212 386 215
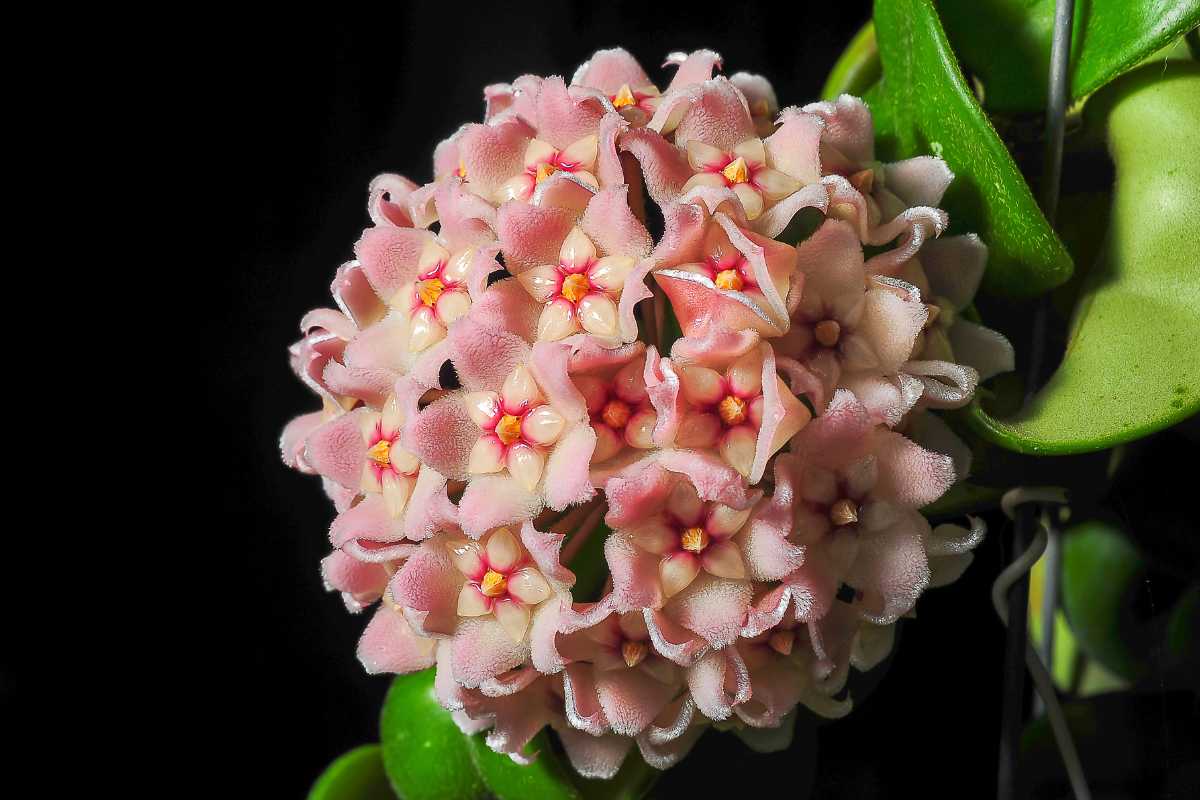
1060 520 1152 681
380 670 487 800
309 745 395 800
866 0 1073 298
821 21 880 100
939 0 1200 113
466 731 582 800
968 64 1200 453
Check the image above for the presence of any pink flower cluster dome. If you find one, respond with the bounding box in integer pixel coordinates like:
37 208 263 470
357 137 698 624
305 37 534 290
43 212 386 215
281 47 1013 778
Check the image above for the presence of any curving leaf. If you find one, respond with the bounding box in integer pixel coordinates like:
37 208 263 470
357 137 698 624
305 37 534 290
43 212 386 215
380 670 487 800
821 21 881 100
866 0 1073 298
466 731 582 800
939 0 1200 113
309 744 395 800
969 63 1200 453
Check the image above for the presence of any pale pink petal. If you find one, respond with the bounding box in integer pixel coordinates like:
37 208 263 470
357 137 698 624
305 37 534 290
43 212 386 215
458 474 542 539
596 665 680 737
846 509 932 624
304 409 369 488
579 186 653 259
606 529 665 610
949 320 1015 380
618 127 694 204
392 538 465 636
665 572 753 649
329 495 410 562
802 94 875 165
543 424 598 511
535 76 608 151
662 77 755 152
496 201 577 274
280 411 326 473
572 47 652 95
871 430 955 508
686 647 751 721
357 605 437 675
663 49 723 93
556 727 632 780
354 226 435 303
883 156 954 208
403 394 477 480
451 616 530 688
562 662 609 735
367 173 419 228
321 550 389 611
457 117 535 200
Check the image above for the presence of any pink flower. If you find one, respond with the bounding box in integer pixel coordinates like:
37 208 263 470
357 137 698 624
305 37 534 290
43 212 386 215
571 48 723 127
464 364 571 492
279 48 1001 780
516 226 635 340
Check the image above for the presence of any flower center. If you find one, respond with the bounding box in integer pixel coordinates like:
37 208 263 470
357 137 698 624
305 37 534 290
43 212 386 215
454 159 467 179
814 319 841 348
714 268 744 291
600 399 632 430
612 84 637 109
366 439 392 466
722 156 749 184
480 570 507 597
535 162 559 183
768 629 795 656
718 395 748 426
560 273 591 303
680 526 709 553
621 640 647 668
417 278 445 307
496 414 524 446
829 498 859 527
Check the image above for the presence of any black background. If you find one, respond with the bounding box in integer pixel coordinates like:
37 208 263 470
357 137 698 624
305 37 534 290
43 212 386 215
215 2 1021 795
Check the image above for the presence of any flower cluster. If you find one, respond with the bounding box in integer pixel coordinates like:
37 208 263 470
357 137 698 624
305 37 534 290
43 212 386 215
281 48 1012 778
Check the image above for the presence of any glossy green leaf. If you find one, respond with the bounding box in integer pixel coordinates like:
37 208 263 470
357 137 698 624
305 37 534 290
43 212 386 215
466 731 582 800
1060 520 1151 681
866 0 1073 297
380 670 487 800
821 21 880 100
939 0 1200 113
309 745 395 800
969 64 1200 453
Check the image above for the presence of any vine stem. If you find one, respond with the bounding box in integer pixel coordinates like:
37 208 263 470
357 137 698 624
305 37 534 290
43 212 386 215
998 3 1075 797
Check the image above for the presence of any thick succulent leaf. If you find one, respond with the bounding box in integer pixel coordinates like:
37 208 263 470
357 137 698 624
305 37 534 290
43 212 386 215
970 64 1200 453
821 21 881 100
309 745 395 800
939 0 1200 113
466 731 582 800
380 670 487 800
866 0 1073 298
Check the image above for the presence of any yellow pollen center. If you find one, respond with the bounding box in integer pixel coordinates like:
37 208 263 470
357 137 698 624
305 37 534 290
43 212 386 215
814 319 841 348
621 640 648 668
535 162 559 183
480 570 507 598
722 156 749 184
718 395 748 426
612 84 637 109
560 273 591 303
417 278 445 307
714 268 744 291
366 439 391 467
601 399 632 430
495 414 523 446
830 498 859 527
680 527 709 553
